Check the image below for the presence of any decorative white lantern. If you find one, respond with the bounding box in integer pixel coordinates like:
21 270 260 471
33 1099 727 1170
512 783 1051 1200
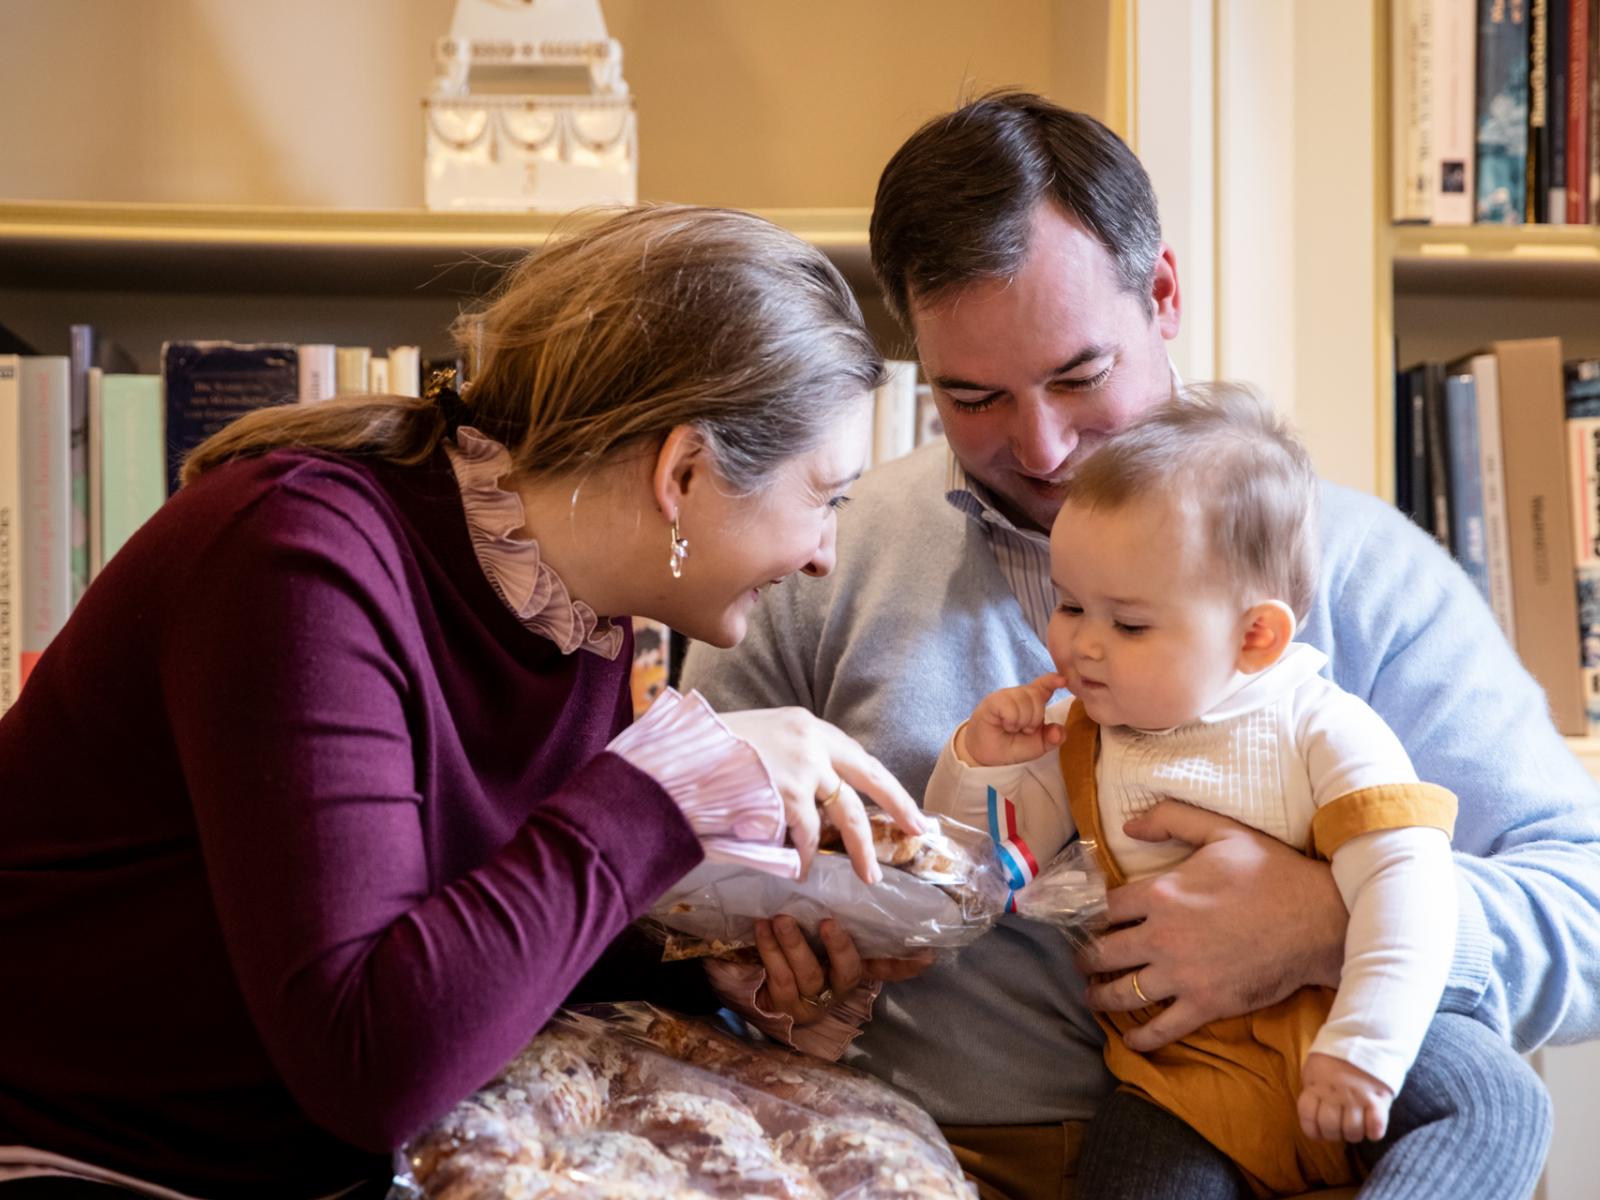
423 0 637 212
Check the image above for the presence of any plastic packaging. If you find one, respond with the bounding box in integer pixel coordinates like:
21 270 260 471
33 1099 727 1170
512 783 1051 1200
645 811 1009 962
389 1002 976 1199
1011 837 1111 951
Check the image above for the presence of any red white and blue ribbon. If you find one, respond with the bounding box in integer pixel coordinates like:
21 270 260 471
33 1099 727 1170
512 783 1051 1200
986 785 1039 912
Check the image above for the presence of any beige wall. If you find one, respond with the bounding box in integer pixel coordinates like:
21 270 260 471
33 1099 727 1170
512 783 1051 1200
0 0 1120 210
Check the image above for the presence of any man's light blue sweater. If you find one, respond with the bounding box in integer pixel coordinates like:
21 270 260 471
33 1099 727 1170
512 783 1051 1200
682 441 1600 1125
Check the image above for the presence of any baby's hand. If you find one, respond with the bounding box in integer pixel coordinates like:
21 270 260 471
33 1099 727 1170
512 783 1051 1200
959 673 1068 767
1298 1052 1394 1143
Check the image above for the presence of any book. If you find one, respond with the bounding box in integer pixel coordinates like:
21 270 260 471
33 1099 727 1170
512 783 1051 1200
1549 0 1572 220
99 374 166 567
0 356 20 716
297 343 337 403
1530 0 1552 222
67 326 93 603
1461 351 1517 640
368 357 390 395
1395 0 1437 221
160 341 298 496
1422 361 1454 549
1445 372 1492 605
630 616 671 719
335 346 372 395
87 368 104 579
914 383 943 447
1570 419 1600 561
872 360 918 467
1477 0 1532 222
18 357 72 691
388 345 422 398
1571 0 1594 221
1493 337 1586 734
1432 0 1480 224
1578 566 1600 729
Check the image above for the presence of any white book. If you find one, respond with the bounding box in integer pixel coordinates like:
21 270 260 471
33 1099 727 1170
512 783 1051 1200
1392 0 1435 222
387 345 422 398
367 357 390 395
87 367 104 580
18 357 72 691
1469 352 1517 641
872 360 918 467
297 343 337 403
335 346 372 396
1429 0 1476 225
1569 417 1600 566
0 355 22 715
914 382 943 446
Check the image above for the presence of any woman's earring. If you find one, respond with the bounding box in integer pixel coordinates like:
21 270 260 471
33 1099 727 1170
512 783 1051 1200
669 516 690 579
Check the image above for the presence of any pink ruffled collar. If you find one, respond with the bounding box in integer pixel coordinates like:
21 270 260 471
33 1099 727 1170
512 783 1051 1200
445 426 625 660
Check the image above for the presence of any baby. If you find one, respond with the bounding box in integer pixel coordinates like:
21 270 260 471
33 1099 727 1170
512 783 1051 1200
926 384 1548 1197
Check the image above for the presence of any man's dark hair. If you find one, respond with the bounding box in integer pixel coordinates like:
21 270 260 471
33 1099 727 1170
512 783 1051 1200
869 91 1162 331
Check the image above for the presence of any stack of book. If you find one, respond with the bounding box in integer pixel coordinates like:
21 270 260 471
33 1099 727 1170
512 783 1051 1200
1393 0 1600 225
1395 335 1600 734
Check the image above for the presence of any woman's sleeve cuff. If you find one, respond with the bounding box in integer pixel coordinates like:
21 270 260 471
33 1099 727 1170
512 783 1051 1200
610 687 784 842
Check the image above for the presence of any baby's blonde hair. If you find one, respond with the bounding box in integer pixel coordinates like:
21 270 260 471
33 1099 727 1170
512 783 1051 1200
1059 382 1319 621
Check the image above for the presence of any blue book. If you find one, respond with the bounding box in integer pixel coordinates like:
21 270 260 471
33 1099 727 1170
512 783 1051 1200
160 341 298 496
1445 373 1492 607
1477 0 1531 222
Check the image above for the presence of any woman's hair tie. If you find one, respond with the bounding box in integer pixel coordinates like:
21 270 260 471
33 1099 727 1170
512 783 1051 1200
425 368 471 436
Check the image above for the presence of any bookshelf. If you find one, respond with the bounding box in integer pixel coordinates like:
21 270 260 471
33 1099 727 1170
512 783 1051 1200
0 201 883 368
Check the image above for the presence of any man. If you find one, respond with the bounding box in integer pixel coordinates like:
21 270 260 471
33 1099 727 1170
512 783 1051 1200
683 92 1600 1198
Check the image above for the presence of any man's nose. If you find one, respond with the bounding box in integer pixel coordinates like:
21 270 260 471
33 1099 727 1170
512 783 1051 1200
1010 392 1078 476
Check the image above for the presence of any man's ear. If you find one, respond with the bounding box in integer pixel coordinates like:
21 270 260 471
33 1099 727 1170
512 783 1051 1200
1150 242 1181 342
650 425 705 521
1236 599 1296 674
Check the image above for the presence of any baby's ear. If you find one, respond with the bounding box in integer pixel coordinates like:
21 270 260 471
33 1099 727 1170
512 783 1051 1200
1237 600 1296 674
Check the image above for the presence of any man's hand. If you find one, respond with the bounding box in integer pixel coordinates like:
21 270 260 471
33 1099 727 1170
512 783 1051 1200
1076 800 1347 1051
959 673 1068 767
1299 1052 1393 1142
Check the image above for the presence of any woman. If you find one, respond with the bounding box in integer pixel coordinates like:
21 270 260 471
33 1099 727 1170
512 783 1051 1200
0 206 927 1198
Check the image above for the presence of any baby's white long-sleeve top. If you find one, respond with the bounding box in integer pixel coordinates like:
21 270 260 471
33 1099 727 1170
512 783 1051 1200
925 643 1458 1093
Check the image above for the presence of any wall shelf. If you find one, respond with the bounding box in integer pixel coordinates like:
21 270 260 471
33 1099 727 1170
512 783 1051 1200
0 201 873 295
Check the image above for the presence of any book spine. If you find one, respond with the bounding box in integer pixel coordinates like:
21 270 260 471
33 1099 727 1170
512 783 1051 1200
1531 0 1551 222
387 345 422 398
1472 354 1518 639
1447 373 1492 604
297 344 337 403
18 358 72 690
0 357 20 716
1551 0 1571 220
1571 0 1593 219
1397 0 1438 221
367 357 390 395
1434 0 1481 224
1478 0 1532 222
68 324 94 603
871 361 917 466
87 368 103 580
1424 363 1455 548
1494 337 1586 733
1590 0 1600 217
100 375 167 567
335 346 371 395
1567 416 1600 566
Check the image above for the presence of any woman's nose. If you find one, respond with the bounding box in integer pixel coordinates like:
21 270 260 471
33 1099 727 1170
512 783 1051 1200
800 514 839 577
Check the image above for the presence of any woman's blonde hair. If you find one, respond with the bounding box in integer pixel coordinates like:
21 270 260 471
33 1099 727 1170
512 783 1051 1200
1059 382 1320 620
181 205 884 491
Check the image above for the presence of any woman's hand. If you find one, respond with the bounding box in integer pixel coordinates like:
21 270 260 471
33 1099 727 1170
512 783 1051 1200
753 915 936 1025
720 707 930 884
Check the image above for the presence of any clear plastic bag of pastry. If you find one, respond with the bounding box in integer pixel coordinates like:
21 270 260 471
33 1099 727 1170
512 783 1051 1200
1010 837 1111 951
389 1001 977 1199
644 809 1010 963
